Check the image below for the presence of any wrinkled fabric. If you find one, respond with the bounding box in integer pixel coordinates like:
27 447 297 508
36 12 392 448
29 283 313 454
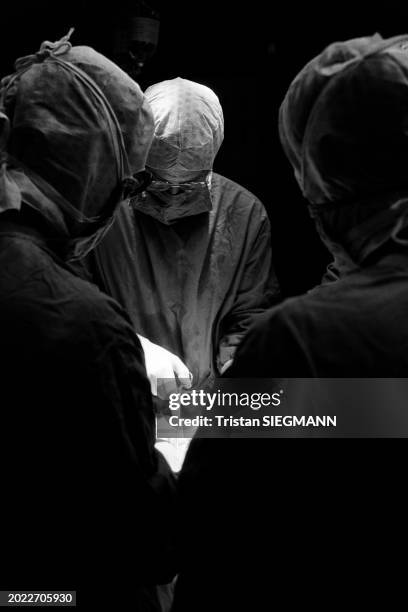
132 178 212 224
145 77 224 177
171 248 408 611
0 226 177 605
230 249 408 377
0 35 172 607
0 34 154 258
279 33 408 265
171 37 408 612
89 173 280 388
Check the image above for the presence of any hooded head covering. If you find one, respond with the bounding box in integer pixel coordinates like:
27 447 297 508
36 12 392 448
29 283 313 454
0 30 154 259
279 33 408 268
131 77 223 224
145 77 224 180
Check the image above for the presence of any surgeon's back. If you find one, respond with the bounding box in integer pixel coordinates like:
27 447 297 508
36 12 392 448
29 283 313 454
0 224 175 607
172 248 408 611
229 249 408 378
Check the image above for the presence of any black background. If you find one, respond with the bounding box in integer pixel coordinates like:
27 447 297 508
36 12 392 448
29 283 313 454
2 1 408 296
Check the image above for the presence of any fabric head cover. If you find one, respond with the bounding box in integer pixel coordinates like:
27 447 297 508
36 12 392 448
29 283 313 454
279 33 408 264
0 31 154 257
145 77 224 180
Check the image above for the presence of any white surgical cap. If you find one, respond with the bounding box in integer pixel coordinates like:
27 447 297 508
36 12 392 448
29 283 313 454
145 77 224 177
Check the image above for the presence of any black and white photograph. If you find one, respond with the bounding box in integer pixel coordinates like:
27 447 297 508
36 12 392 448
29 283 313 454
0 1 407 609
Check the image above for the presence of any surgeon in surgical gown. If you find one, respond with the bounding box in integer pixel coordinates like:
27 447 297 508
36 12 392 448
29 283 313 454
172 33 408 611
89 77 280 393
0 33 176 609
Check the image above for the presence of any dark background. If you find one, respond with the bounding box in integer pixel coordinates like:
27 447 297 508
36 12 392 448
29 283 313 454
2 1 408 296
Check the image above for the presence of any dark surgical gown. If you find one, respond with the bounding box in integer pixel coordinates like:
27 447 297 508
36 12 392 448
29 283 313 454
88 173 280 388
172 247 408 611
0 221 176 608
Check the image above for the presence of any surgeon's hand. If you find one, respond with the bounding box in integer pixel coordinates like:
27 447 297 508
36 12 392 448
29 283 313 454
138 335 193 399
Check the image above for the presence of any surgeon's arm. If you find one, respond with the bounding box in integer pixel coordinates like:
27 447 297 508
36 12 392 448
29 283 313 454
216 211 281 374
88 304 178 582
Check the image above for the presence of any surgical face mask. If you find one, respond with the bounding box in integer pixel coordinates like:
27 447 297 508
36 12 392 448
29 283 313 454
309 191 408 277
68 170 153 260
130 174 212 225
